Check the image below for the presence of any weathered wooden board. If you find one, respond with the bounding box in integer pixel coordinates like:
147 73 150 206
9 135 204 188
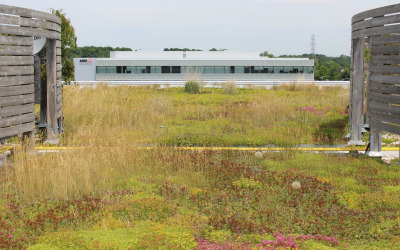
352 14 400 32
0 45 33 56
369 92 400 105
371 35 400 45
0 113 35 128
0 4 60 24
370 65 400 74
0 122 35 139
0 56 33 66
0 15 60 32
0 103 34 118
370 44 400 55
0 84 34 97
0 25 60 40
0 66 34 76
0 75 33 86
0 94 34 106
369 101 400 114
352 4 400 24
0 35 32 46
352 25 400 39
369 84 400 95
370 110 400 126
370 118 400 134
370 74 400 84
370 55 400 64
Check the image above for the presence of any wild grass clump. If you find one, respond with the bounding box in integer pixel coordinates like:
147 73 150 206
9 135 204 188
223 80 236 94
184 80 200 94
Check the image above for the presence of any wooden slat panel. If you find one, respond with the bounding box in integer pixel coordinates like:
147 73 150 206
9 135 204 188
352 4 400 24
0 65 34 76
370 65 400 74
370 44 400 55
0 56 33 66
354 14 400 32
0 94 34 106
0 122 34 139
0 75 34 87
369 101 400 114
370 84 400 95
0 84 34 97
0 103 34 117
370 74 400 84
0 4 60 24
369 92 400 105
352 25 400 39
0 15 60 32
370 55 400 64
0 25 60 40
56 101 62 112
371 35 400 46
370 110 400 125
56 93 62 104
370 119 400 134
0 113 35 128
0 35 32 46
0 45 33 56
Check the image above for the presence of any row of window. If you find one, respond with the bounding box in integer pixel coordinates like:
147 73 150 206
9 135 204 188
96 66 314 74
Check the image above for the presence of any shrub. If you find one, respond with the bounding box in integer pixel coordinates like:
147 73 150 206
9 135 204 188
184 80 200 94
223 81 236 94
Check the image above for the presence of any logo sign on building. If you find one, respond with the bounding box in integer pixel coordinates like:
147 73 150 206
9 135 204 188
79 59 93 64
33 36 46 54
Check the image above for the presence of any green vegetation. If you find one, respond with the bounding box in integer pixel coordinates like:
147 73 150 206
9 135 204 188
51 9 77 82
68 46 132 59
2 85 398 249
164 48 202 51
59 84 349 146
280 54 351 81
184 80 201 94
1 147 400 249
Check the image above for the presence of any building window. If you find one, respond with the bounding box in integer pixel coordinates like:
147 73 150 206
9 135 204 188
204 66 214 74
96 66 107 74
162 66 171 73
172 66 181 74
106 66 117 74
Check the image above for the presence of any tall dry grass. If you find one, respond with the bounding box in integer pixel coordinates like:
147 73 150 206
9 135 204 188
0 146 210 202
62 85 172 146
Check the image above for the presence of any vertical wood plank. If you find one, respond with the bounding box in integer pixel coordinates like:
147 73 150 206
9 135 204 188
46 38 58 143
349 38 366 145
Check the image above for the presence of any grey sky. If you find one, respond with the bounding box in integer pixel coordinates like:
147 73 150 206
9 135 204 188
2 0 400 56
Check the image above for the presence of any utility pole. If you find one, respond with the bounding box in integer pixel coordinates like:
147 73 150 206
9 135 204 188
311 34 316 58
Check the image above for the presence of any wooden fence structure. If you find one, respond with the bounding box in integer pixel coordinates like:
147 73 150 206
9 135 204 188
0 4 62 144
349 4 400 156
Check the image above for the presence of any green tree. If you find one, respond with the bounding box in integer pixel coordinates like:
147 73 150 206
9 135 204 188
259 51 274 57
52 9 77 82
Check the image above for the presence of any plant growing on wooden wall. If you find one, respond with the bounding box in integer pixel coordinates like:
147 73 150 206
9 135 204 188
52 9 77 82
40 9 77 83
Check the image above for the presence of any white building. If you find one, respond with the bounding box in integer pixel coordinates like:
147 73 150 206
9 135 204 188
74 51 314 82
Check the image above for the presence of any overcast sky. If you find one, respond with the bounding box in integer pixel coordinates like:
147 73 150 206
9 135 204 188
3 0 400 56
